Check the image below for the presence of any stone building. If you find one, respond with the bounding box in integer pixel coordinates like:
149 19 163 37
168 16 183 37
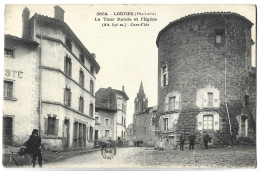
3 6 100 151
126 82 156 146
155 12 256 149
3 35 39 146
95 87 129 144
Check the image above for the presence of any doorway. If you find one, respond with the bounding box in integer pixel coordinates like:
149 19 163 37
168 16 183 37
95 130 99 145
3 117 13 146
63 119 69 148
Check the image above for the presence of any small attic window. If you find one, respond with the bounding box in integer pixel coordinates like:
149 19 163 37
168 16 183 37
215 30 224 44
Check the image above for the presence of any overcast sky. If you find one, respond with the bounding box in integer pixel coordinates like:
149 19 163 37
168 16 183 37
3 4 256 126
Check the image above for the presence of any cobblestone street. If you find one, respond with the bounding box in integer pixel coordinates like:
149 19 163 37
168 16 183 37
42 145 256 168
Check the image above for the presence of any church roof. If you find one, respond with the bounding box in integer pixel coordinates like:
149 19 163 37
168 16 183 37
137 81 146 98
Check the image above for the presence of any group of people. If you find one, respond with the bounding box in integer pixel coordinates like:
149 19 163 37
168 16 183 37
179 131 210 151
134 140 143 147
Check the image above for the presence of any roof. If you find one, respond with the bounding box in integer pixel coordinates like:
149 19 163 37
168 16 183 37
5 34 39 46
156 12 254 47
30 13 100 73
95 87 129 111
137 81 145 99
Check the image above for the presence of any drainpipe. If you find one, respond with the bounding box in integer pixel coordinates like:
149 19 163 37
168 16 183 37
38 21 43 137
223 14 233 144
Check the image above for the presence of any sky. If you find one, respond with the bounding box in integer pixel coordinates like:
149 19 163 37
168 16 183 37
2 3 256 126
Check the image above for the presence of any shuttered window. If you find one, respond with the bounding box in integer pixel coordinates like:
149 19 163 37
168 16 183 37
45 117 59 136
79 97 84 113
64 88 71 107
4 81 13 98
64 56 72 77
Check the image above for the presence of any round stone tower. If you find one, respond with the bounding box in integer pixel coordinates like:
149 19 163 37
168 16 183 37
155 12 255 148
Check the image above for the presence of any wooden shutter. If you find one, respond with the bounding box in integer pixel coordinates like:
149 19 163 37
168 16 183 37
213 91 219 108
166 64 169 86
54 119 59 136
202 92 208 108
197 114 203 130
175 95 179 109
213 114 219 130
44 118 48 134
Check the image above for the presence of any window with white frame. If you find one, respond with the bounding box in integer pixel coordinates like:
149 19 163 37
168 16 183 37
161 64 168 88
105 118 109 125
203 115 213 130
163 118 168 131
169 96 176 111
208 92 213 108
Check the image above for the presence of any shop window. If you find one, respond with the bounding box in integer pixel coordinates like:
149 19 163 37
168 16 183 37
5 48 14 58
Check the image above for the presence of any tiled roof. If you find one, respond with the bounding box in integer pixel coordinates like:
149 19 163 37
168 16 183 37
31 13 100 73
5 34 39 46
156 12 254 46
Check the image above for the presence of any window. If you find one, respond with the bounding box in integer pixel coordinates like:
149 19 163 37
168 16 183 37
105 119 109 125
64 88 71 107
80 52 85 64
163 118 168 131
90 80 94 95
144 127 146 132
169 96 176 110
105 130 109 138
244 95 250 106
130 128 132 134
47 117 56 135
4 81 13 98
64 56 72 77
124 118 126 126
208 92 213 108
215 30 224 44
203 115 213 130
90 66 94 74
5 49 14 58
161 64 168 87
122 117 124 124
79 97 84 113
65 37 72 51
89 126 93 140
89 103 94 118
95 117 100 124
79 70 84 87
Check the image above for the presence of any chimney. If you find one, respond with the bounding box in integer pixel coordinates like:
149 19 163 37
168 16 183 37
122 85 125 92
91 53 96 59
54 5 65 22
22 7 30 39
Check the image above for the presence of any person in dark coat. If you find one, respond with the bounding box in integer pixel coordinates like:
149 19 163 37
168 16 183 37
23 129 42 167
179 132 185 151
189 132 196 150
203 131 210 149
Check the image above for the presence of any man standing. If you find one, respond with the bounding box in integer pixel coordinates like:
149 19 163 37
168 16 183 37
179 132 185 151
189 132 196 150
23 129 42 167
203 131 210 149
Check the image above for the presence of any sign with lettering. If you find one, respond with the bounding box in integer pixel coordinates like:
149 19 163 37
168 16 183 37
5 69 23 79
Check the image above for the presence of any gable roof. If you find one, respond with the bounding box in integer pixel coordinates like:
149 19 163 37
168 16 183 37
30 13 100 73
